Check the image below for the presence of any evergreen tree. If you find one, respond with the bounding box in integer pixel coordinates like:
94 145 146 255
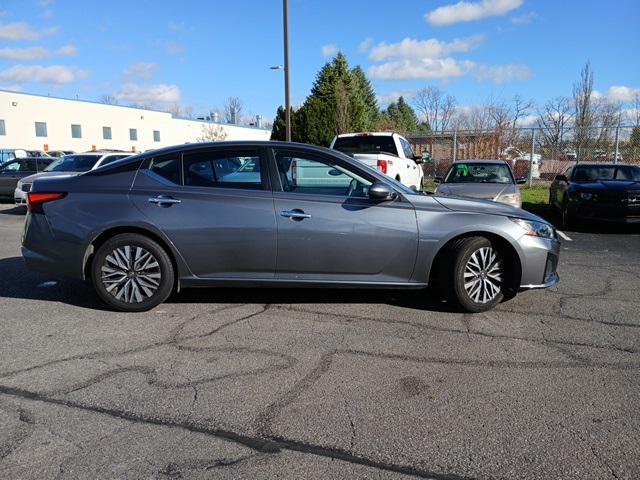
269 53 381 146
270 106 287 141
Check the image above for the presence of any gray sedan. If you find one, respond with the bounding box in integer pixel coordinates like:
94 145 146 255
435 160 526 208
22 142 559 313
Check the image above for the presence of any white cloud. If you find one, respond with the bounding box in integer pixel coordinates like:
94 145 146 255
114 83 181 105
321 44 339 58
369 35 483 61
474 64 532 83
606 86 640 103
0 44 76 61
370 58 475 80
122 62 158 80
0 64 88 85
511 12 537 25
376 89 417 106
358 37 373 53
426 0 523 26
0 21 58 41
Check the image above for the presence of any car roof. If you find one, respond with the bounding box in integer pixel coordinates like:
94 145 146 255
453 159 510 164
125 141 338 160
335 132 395 138
573 163 636 168
10 156 53 161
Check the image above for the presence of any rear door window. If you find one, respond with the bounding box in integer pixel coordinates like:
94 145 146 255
183 149 265 190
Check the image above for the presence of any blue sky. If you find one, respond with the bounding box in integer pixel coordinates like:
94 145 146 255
1 0 639 121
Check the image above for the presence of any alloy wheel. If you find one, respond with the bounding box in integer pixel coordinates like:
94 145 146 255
101 245 161 303
463 247 503 304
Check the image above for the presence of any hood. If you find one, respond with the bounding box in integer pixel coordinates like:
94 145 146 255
19 171 82 184
436 182 516 200
420 193 545 223
572 180 640 192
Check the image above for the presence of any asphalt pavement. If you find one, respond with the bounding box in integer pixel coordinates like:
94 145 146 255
0 202 638 480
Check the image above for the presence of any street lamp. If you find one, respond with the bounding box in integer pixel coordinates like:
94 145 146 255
270 0 291 141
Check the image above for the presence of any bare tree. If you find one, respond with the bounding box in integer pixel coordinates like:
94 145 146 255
166 104 194 118
537 97 573 160
224 97 243 124
196 124 228 142
631 92 640 127
99 94 118 105
595 98 622 154
573 62 596 161
413 86 456 132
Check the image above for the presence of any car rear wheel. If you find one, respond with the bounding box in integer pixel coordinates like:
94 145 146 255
91 233 174 312
449 237 505 313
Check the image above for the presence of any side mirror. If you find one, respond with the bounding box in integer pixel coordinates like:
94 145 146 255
369 182 397 201
413 154 424 164
434 177 443 184
555 175 568 183
516 177 527 185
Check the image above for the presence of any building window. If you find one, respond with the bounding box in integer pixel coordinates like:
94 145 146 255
0 119 5 136
35 122 47 137
71 124 82 139
129 128 138 141
153 130 161 142
103 126 112 140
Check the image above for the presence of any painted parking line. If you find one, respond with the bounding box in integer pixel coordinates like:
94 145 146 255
556 230 573 242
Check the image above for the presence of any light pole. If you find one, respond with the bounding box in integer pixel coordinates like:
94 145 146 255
271 0 291 141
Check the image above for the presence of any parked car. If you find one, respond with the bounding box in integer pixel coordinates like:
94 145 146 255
0 148 50 165
22 141 559 313
14 152 131 207
549 163 640 226
434 160 527 208
47 150 76 158
330 132 424 191
0 157 54 198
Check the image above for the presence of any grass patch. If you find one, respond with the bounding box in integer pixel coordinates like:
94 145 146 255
521 183 551 210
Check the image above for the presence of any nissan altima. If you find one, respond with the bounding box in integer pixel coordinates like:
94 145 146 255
22 141 560 313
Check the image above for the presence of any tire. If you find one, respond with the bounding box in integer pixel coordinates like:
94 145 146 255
91 233 175 312
560 197 575 229
447 237 505 313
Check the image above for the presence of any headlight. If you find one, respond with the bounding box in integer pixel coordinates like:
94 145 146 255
496 193 521 206
511 218 556 239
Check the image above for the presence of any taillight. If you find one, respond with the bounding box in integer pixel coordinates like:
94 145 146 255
377 159 387 174
27 192 66 214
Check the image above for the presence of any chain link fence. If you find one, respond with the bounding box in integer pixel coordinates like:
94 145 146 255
407 125 640 186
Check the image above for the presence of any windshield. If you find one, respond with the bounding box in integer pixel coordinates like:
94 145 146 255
444 163 514 184
44 155 99 172
333 136 398 156
573 165 640 182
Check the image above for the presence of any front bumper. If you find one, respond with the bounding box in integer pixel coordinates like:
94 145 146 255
517 234 560 290
571 200 640 224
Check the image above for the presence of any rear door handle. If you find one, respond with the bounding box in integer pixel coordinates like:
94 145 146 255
280 209 311 220
148 195 181 206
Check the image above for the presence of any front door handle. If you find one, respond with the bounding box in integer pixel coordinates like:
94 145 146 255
148 195 181 206
280 209 311 220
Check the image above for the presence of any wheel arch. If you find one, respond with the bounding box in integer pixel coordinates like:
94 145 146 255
82 225 189 290
427 230 522 293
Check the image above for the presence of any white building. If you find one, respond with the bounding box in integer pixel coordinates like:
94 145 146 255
0 90 270 153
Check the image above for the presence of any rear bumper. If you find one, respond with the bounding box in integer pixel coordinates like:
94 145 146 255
21 213 85 279
14 187 26 206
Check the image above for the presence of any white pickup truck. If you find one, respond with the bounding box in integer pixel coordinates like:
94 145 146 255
330 132 424 191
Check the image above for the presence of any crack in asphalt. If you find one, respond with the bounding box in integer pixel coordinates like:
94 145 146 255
0 384 476 480
273 305 639 356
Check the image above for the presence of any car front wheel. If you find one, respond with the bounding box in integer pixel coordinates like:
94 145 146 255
450 237 505 313
91 233 175 312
